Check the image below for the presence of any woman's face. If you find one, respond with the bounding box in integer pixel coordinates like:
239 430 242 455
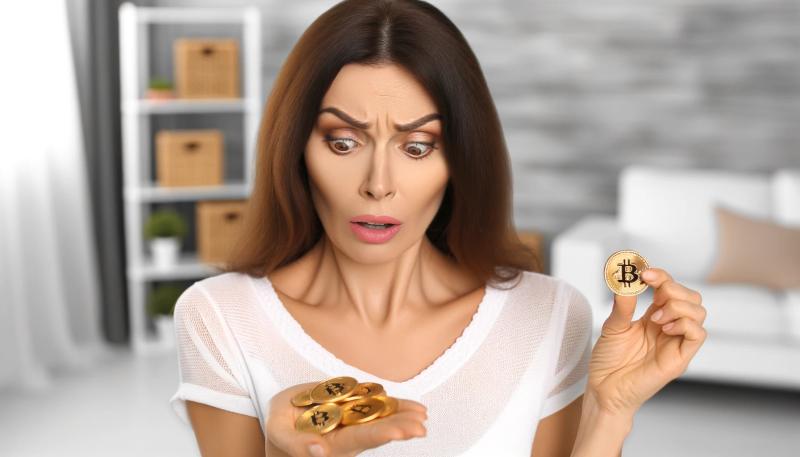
305 63 449 263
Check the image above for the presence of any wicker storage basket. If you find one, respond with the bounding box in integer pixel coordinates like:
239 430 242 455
174 38 240 99
156 129 223 187
196 200 247 266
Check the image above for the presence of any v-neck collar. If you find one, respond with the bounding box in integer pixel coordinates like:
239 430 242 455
247 273 511 397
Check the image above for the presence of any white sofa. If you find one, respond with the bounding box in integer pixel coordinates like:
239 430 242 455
552 165 800 390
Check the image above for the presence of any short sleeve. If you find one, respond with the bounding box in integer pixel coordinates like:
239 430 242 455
169 282 258 425
540 283 594 418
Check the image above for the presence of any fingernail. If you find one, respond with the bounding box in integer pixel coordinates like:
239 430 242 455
642 269 655 280
308 443 325 457
651 309 663 321
662 322 675 331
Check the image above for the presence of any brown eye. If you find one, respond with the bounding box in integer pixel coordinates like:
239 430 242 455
405 141 436 160
324 135 358 154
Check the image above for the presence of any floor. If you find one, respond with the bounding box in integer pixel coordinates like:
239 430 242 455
0 347 198 457
0 348 798 457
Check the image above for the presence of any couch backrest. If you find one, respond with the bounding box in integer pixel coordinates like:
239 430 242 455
774 169 800 227
618 165 772 280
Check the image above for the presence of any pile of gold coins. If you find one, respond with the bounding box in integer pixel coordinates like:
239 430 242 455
292 376 399 434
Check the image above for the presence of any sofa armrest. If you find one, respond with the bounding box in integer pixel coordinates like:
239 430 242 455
784 289 800 341
552 215 627 311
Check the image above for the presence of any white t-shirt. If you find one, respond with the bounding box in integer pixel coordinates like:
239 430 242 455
169 269 593 456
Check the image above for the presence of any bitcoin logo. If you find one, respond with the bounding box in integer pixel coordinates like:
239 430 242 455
296 403 342 434
350 404 373 416
343 382 385 401
616 258 640 288
326 383 346 396
341 397 385 425
604 250 650 296
311 410 330 426
310 376 358 403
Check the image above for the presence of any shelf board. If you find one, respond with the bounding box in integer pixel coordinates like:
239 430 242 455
136 7 251 24
129 253 223 282
125 182 251 202
124 98 249 115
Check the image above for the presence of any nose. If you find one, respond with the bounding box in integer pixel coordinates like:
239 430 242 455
359 145 395 200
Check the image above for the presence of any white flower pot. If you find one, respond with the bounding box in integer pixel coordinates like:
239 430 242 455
154 315 175 349
150 237 180 269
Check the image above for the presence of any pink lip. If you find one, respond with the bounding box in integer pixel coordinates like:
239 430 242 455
350 214 402 225
349 222 402 244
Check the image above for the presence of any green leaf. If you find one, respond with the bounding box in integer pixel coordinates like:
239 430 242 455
143 209 187 240
147 283 186 316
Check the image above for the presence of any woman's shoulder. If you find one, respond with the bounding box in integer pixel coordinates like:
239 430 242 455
503 270 593 330
175 271 263 319
504 270 587 304
192 270 255 290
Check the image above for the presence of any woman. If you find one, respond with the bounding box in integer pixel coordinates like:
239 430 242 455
169 1 707 456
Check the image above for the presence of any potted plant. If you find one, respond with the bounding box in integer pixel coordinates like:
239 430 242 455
147 77 175 100
147 283 184 348
144 209 187 269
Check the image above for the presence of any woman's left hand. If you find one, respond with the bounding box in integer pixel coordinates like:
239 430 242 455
587 267 707 418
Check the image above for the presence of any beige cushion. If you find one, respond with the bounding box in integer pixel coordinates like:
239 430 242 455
706 205 800 290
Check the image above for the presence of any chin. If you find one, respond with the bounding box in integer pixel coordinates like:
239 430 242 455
338 232 411 263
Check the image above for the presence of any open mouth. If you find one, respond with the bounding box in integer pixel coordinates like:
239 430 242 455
349 220 402 243
354 222 396 230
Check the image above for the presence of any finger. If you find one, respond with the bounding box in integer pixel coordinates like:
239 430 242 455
640 267 673 287
642 268 702 305
374 412 427 435
660 316 708 360
647 298 707 326
275 430 331 457
387 408 427 423
268 405 426 457
654 281 703 307
266 383 331 457
604 292 638 335
396 398 427 414
332 412 427 455
267 418 331 457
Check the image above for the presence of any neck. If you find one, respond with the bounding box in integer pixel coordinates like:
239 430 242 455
296 235 476 329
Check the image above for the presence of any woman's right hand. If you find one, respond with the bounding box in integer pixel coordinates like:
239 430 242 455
265 382 428 457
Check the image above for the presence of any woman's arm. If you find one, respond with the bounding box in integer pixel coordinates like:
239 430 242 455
531 393 627 457
569 391 631 457
186 401 266 457
531 395 582 457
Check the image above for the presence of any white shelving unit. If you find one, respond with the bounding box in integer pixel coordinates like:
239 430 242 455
118 3 261 353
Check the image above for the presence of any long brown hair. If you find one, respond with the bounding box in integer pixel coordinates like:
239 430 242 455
224 0 540 288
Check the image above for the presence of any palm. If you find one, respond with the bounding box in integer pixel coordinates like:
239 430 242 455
266 382 427 457
305 408 420 449
588 313 686 415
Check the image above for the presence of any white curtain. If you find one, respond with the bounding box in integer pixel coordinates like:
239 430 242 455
0 0 108 391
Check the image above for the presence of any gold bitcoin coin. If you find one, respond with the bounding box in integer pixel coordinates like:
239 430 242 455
604 250 650 296
295 403 342 434
340 397 385 425
291 388 314 407
374 395 398 417
343 382 385 401
310 376 359 404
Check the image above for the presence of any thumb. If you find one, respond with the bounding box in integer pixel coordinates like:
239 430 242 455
289 433 331 457
603 293 637 335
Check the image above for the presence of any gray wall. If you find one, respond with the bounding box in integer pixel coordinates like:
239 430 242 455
147 0 800 272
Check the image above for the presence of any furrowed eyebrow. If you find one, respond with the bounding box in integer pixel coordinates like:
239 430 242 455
318 106 442 132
